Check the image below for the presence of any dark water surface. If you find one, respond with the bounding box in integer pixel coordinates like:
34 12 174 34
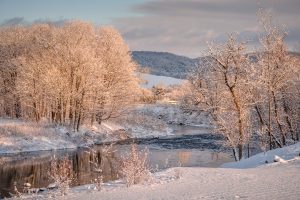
0 126 233 198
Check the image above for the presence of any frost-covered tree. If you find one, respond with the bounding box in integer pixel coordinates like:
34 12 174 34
0 26 26 118
187 35 253 161
0 21 140 131
254 10 300 149
89 26 140 125
183 10 300 160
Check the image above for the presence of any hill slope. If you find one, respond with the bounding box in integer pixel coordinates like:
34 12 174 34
132 51 197 79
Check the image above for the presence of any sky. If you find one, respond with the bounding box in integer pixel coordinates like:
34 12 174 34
0 0 300 57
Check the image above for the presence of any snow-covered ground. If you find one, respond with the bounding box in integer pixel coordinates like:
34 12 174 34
221 142 300 169
109 112 173 139
0 119 78 155
20 142 300 200
140 73 185 88
133 103 211 126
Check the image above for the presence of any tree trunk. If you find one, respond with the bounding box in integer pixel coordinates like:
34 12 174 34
232 148 238 162
223 71 244 161
272 91 286 146
281 94 295 140
268 90 274 150
247 143 250 158
238 144 243 160
76 110 81 132
14 96 21 118
229 87 244 160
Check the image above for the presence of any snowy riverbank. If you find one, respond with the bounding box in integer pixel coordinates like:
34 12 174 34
0 103 210 155
0 116 172 155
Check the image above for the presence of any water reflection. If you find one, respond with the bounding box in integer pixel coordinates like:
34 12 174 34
0 146 120 198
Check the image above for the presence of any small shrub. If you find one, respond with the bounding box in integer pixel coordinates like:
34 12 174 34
174 168 182 179
120 144 150 187
139 88 156 104
93 175 103 191
23 182 32 194
13 182 22 198
49 157 74 195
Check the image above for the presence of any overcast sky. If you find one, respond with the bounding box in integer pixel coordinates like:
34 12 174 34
0 0 299 57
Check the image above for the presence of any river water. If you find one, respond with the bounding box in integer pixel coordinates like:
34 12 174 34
0 125 233 198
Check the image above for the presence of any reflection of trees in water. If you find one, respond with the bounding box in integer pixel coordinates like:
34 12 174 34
177 151 191 166
211 152 219 161
0 162 50 198
72 147 120 184
0 147 120 198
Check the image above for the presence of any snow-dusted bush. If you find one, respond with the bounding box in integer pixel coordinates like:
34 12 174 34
174 168 183 179
49 157 74 195
139 88 156 104
120 144 150 187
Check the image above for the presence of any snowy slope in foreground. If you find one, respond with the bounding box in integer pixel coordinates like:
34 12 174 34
60 143 300 200
221 142 300 169
56 160 300 200
141 73 185 88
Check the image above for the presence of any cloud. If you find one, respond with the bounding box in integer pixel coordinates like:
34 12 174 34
1 1 299 57
33 18 68 26
114 0 300 57
1 17 68 27
1 17 26 26
132 0 300 17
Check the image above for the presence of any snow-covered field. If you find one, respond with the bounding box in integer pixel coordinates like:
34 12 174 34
140 73 185 88
20 142 300 200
